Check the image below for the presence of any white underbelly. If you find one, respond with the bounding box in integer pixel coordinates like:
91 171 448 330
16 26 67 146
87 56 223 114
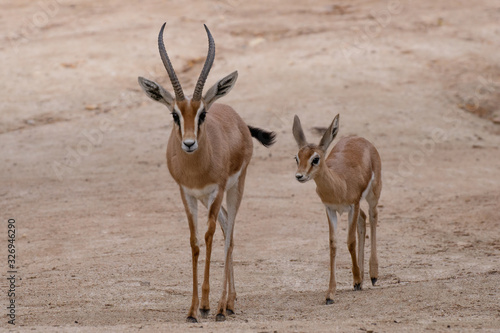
181 167 242 203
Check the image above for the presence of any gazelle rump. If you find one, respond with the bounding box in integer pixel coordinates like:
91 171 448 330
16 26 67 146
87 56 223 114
292 114 382 304
138 23 276 322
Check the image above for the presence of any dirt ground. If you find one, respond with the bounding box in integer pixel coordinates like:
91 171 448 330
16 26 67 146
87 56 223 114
1 0 500 332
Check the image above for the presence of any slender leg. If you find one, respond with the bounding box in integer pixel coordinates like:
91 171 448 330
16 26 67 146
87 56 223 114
226 251 236 315
217 205 236 316
348 204 362 290
227 170 246 316
216 169 246 321
325 206 338 304
198 200 229 318
199 198 228 235
218 206 229 236
200 187 225 318
209 202 237 316
368 203 379 285
179 188 200 322
357 209 367 287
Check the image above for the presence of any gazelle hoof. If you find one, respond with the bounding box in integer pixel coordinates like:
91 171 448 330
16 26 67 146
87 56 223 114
371 278 377 286
326 298 334 305
186 316 198 323
215 313 226 322
226 309 235 315
353 283 362 291
200 308 210 318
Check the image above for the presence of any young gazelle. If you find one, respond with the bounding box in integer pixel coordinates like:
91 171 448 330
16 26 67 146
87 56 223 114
292 114 382 304
138 23 275 322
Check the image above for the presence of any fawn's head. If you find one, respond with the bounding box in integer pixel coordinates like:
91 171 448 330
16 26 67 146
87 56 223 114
292 114 339 182
138 23 238 153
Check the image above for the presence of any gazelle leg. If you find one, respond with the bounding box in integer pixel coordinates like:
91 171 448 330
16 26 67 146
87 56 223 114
357 209 367 286
218 206 236 316
212 204 237 316
348 204 362 290
200 199 228 237
218 206 229 236
180 188 200 322
216 169 246 321
368 203 379 285
325 206 338 304
226 251 236 315
200 187 225 318
227 171 247 316
197 200 229 319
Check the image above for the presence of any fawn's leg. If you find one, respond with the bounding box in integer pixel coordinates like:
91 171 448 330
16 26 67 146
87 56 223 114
325 206 338 304
357 209 367 287
348 204 362 290
368 203 379 285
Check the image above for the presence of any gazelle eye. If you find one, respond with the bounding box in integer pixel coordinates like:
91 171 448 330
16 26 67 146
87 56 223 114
294 156 299 164
312 157 320 165
171 112 180 126
198 110 207 126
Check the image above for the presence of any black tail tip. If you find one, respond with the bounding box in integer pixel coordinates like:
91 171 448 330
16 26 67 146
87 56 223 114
248 126 277 148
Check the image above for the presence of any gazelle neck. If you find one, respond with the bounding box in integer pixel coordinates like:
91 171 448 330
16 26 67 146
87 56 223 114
313 162 347 205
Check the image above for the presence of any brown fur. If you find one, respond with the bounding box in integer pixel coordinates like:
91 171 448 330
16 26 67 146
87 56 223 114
167 102 253 189
293 114 382 303
138 24 274 322
168 101 254 321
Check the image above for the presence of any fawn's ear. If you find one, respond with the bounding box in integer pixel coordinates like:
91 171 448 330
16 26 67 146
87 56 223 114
318 114 339 152
292 115 308 148
203 71 238 110
138 76 175 111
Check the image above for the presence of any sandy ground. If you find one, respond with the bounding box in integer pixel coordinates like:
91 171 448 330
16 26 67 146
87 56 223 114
1 0 500 332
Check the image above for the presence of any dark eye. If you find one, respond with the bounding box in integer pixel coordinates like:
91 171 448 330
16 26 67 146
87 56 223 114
294 156 299 164
198 110 207 126
312 157 320 165
171 112 180 126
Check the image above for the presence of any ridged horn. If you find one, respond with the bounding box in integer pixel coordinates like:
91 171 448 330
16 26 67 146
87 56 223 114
192 24 215 101
158 22 185 101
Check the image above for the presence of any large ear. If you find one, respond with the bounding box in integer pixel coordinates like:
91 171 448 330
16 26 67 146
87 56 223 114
292 115 308 148
203 71 238 110
138 76 175 111
318 114 339 152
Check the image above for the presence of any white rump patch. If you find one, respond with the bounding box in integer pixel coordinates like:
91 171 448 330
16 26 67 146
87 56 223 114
361 172 375 200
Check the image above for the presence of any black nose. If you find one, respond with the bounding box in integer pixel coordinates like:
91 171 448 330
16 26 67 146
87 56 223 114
296 174 304 180
183 140 195 148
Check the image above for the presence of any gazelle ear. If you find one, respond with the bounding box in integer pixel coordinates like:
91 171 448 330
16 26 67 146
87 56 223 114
292 115 308 148
138 76 175 111
203 71 238 110
318 114 339 152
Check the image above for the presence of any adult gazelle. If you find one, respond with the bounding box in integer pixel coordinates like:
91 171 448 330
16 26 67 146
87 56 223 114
138 23 275 322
